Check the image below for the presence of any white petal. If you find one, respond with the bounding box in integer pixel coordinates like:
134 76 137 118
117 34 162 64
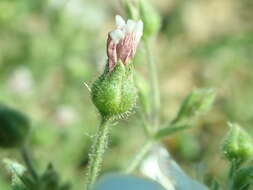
135 20 143 41
110 29 125 44
115 15 125 28
126 19 136 32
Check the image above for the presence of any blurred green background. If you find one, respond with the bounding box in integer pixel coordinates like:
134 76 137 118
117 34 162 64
0 0 252 189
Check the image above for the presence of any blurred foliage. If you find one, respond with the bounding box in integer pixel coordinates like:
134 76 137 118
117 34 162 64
0 0 253 189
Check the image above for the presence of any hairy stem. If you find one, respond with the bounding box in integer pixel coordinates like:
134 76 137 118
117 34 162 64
20 146 38 181
85 118 110 190
125 140 154 174
144 39 160 131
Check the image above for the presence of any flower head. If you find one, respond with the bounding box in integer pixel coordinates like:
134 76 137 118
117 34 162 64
107 15 143 71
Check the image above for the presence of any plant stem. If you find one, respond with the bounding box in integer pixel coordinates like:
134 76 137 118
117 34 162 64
124 39 160 174
125 140 154 174
144 39 160 131
20 146 38 181
229 161 235 179
85 118 110 190
228 160 241 190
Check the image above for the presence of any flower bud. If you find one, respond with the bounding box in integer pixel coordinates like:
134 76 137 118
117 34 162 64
222 123 253 164
174 88 216 123
0 105 30 148
91 15 143 119
92 62 137 119
139 0 161 39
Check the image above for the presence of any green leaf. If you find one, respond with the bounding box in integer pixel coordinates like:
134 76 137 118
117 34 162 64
18 174 36 189
232 165 253 190
210 180 221 190
154 123 191 139
39 163 60 190
174 88 216 123
12 184 28 190
59 184 71 190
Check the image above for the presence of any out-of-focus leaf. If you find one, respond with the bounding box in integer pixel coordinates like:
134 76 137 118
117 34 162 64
178 133 201 161
12 184 28 190
140 145 209 190
189 32 253 59
210 180 221 190
91 173 166 190
174 88 216 123
155 123 191 139
232 165 253 190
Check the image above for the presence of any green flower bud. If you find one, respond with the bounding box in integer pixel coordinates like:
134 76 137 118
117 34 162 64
0 105 30 148
174 88 216 123
222 123 253 164
91 62 137 119
139 0 161 39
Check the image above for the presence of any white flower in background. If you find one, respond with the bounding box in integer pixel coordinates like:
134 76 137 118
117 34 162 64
107 15 143 71
55 105 77 126
8 67 34 96
49 0 107 30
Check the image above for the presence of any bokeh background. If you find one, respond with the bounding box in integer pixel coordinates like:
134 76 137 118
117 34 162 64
0 0 252 189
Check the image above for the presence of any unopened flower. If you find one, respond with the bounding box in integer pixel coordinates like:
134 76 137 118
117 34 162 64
107 15 143 71
91 15 143 119
222 123 253 164
0 105 30 148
